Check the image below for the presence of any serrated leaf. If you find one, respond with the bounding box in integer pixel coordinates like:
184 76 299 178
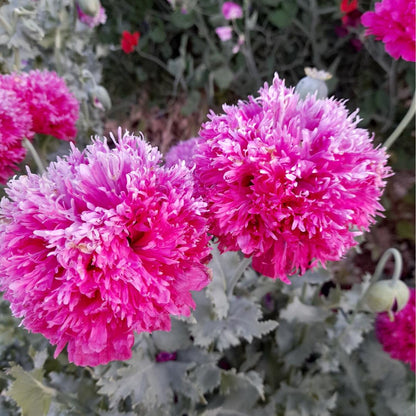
280 296 331 324
97 348 193 410
210 369 265 413
7 366 56 416
152 318 192 352
329 312 373 354
191 293 278 351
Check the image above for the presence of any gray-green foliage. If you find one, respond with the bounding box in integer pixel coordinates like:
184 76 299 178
0 245 414 415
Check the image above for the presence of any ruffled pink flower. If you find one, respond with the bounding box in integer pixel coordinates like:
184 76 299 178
376 288 415 371
1 70 79 141
194 73 391 282
165 137 199 169
77 4 107 28
0 130 211 366
0 88 32 183
215 26 233 42
361 0 415 62
222 2 243 20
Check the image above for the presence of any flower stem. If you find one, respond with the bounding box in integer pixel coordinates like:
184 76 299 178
372 247 403 284
383 93 416 150
23 138 45 174
227 256 252 296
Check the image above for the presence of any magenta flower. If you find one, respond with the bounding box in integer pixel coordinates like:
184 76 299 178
194 73 390 282
76 3 107 28
222 2 243 20
361 0 415 62
0 70 79 141
165 137 199 169
0 130 211 366
215 26 233 42
376 288 415 371
0 88 32 184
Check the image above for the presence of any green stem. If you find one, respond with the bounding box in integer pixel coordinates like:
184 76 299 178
227 257 252 296
371 247 403 284
383 93 416 150
23 138 45 174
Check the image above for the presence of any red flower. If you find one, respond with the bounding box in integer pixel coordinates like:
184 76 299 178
121 31 140 54
340 0 362 27
341 0 358 13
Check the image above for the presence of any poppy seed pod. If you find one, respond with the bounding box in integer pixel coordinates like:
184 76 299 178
365 279 410 316
295 67 332 100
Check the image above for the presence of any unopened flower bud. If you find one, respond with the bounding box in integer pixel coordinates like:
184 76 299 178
365 280 410 318
295 67 332 100
76 0 100 17
90 85 111 111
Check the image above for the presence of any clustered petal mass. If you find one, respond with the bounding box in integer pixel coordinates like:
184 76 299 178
222 2 243 20
0 130 211 366
215 26 233 42
0 70 79 141
194 73 390 282
165 137 199 169
121 31 140 54
0 89 33 183
376 288 415 372
361 0 415 62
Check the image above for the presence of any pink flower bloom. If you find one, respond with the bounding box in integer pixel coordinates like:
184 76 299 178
215 25 233 42
361 0 415 62
222 2 243 20
0 88 32 184
77 3 107 28
165 137 199 169
376 288 415 371
1 70 79 141
194 73 391 282
0 130 211 366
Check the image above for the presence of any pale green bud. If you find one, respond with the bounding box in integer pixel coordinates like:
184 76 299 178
365 280 410 316
90 85 112 111
77 0 100 17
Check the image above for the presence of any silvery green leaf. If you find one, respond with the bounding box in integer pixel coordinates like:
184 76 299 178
279 296 331 324
206 247 242 319
329 312 373 354
273 373 337 416
190 293 277 351
97 348 193 410
200 369 265 415
152 317 192 352
7 366 56 416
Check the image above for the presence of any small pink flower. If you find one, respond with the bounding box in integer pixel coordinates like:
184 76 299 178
215 26 233 42
361 0 415 62
232 34 245 54
165 137 199 169
222 2 243 20
376 288 415 372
